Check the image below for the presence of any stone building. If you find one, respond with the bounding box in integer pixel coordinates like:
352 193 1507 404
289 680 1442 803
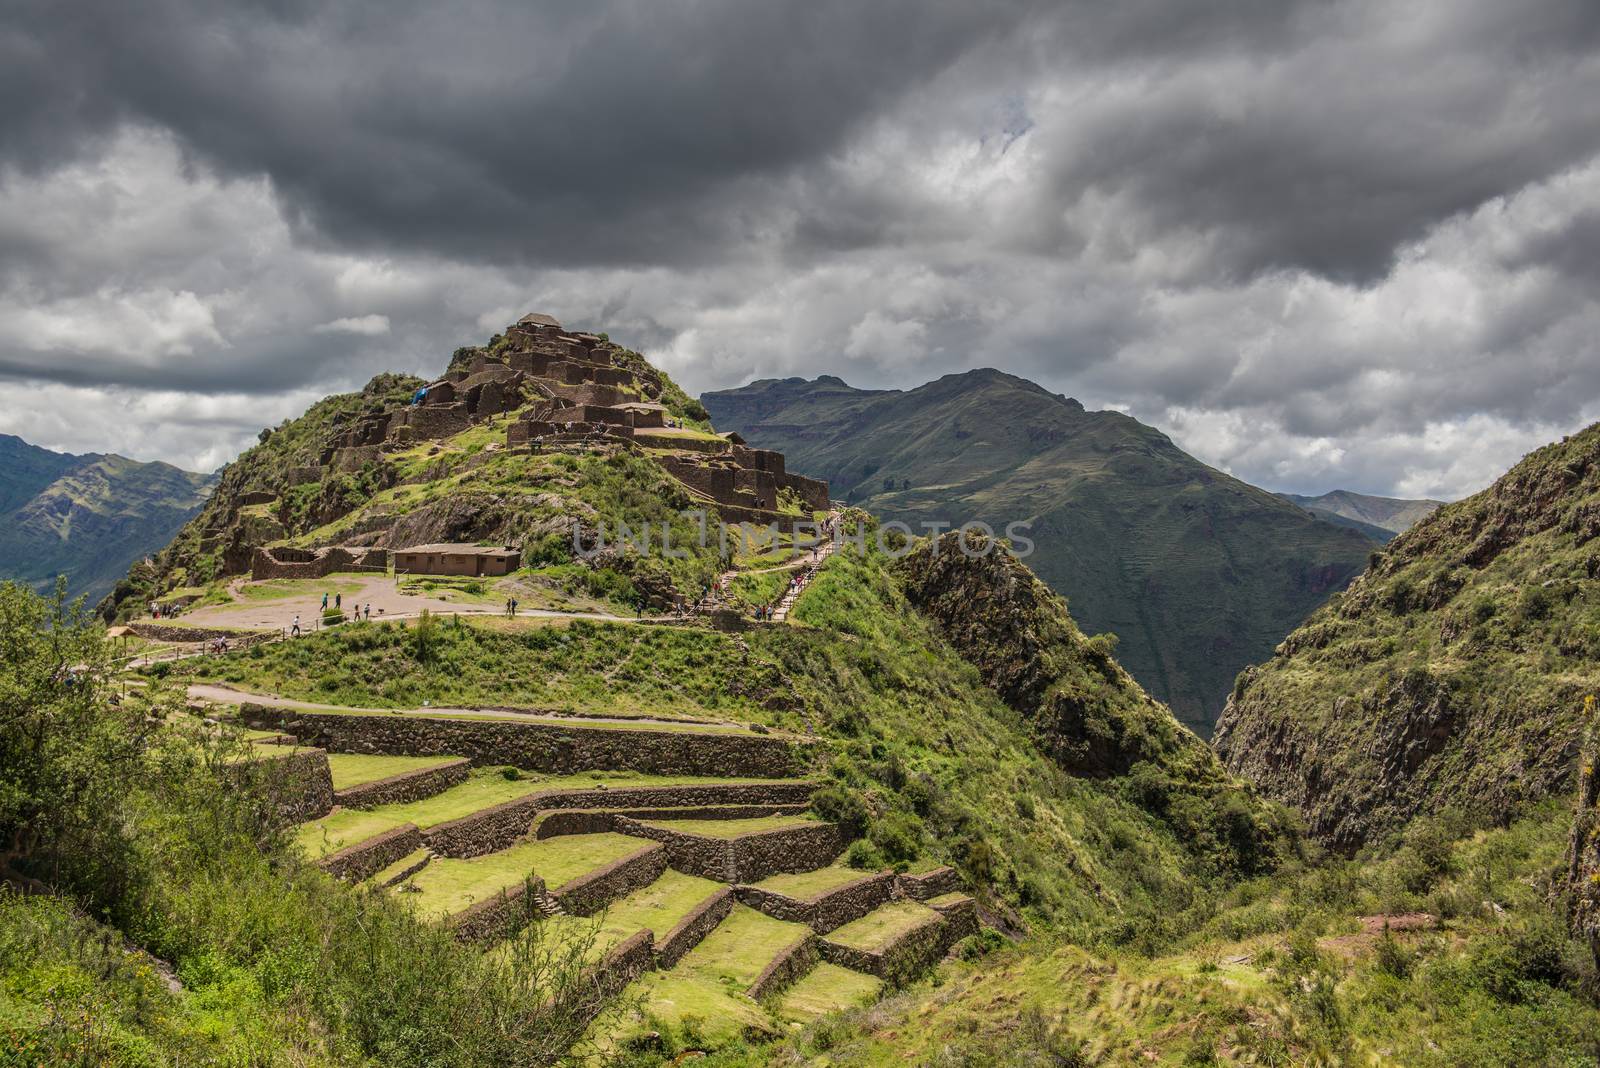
393 544 521 577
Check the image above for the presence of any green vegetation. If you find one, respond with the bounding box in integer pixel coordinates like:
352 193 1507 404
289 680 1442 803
825 900 940 952
771 803 1600 1066
0 582 605 1066
639 814 819 840
704 370 1375 735
173 617 798 724
549 870 723 959
629 905 810 1039
402 833 647 918
325 752 456 791
751 866 874 899
0 437 214 603
1218 420 1600 850
776 963 882 1022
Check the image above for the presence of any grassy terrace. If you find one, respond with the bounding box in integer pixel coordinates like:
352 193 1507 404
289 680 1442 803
749 865 872 900
631 905 810 1037
296 769 783 859
637 814 820 840
362 848 429 888
402 833 647 919
326 753 458 791
777 962 882 1022
547 870 723 961
824 900 941 953
271 703 761 735
170 616 803 728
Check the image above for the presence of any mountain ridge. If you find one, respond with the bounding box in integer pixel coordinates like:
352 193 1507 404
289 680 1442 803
703 370 1375 735
0 434 215 601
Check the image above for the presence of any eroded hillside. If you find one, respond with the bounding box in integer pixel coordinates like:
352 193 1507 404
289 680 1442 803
1216 422 1600 850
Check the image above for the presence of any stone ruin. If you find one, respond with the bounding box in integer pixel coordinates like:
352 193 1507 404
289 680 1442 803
234 312 828 580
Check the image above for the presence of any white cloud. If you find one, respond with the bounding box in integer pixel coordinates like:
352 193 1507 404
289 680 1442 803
313 314 390 336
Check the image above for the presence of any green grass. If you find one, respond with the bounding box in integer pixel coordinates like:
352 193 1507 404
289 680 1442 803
548 870 723 960
776 962 882 1022
325 753 457 791
296 769 783 858
750 866 873 900
361 847 430 888
639 814 819 840
925 891 970 909
170 617 800 728
401 833 648 918
623 904 812 1041
824 900 940 953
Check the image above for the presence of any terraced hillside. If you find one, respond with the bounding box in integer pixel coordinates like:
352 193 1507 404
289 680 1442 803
219 698 980 1046
703 371 1373 735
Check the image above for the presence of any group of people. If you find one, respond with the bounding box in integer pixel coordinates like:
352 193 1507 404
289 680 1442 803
206 636 230 654
148 600 178 619
291 594 376 636
504 597 520 617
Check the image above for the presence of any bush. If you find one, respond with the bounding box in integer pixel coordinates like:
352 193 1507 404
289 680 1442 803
811 784 869 839
870 812 924 865
844 839 885 870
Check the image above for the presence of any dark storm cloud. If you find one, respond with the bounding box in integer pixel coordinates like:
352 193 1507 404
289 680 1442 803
1 0 1599 495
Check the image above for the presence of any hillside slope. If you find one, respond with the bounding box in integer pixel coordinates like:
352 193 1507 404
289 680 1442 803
1215 422 1600 850
0 435 214 601
703 371 1373 735
1281 489 1443 540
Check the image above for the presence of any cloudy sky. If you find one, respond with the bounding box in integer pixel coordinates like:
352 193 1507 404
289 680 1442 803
3 0 1597 498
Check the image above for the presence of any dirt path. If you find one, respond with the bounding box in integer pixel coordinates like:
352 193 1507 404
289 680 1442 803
186 683 767 734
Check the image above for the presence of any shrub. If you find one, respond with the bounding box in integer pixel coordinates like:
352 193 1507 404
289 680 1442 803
811 785 869 839
844 839 885 870
870 812 924 865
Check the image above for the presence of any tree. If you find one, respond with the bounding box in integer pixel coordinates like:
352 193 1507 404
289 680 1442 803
0 581 162 898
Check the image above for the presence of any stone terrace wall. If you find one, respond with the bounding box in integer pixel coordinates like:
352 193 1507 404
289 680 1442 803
928 894 980 942
448 876 548 943
655 887 734 968
585 930 654 1001
242 705 800 778
418 782 816 859
318 823 422 882
747 933 817 1001
334 757 472 809
819 909 952 985
616 819 844 883
551 845 665 917
897 866 964 901
738 870 896 934
532 803 808 840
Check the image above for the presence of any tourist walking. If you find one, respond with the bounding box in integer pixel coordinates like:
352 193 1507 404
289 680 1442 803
321 593 328 611
291 615 301 637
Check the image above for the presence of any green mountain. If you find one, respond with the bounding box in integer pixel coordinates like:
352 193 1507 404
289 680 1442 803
9 320 1598 1066
1216 421 1600 850
0 434 215 602
702 370 1375 736
1280 489 1443 541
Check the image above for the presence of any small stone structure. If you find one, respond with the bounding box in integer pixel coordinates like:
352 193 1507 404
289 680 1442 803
250 545 389 580
392 543 520 577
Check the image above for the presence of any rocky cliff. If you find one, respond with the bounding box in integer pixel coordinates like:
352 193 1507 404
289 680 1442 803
1215 422 1600 850
898 531 1293 875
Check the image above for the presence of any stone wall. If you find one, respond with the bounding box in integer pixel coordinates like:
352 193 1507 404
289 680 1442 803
532 803 808 840
738 870 895 934
552 844 666 917
584 930 654 1000
897 866 964 900
928 893 980 942
447 876 548 943
615 819 844 884
819 909 952 985
318 823 422 882
240 705 802 779
655 887 734 968
128 622 258 644
416 781 813 859
250 545 386 581
333 757 472 809
747 933 817 1001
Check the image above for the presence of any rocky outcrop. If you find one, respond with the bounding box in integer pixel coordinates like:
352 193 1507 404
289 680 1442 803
1216 422 1600 850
